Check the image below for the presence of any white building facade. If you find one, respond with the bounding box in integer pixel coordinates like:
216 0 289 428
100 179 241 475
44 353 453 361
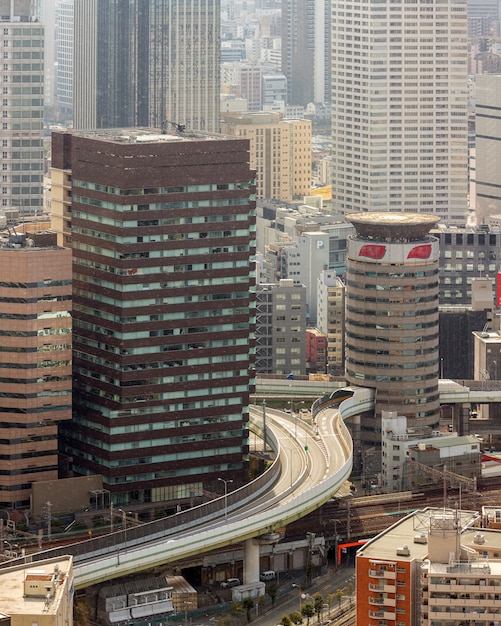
331 0 469 223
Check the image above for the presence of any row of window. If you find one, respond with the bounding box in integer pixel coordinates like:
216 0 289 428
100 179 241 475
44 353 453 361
73 289 249 309
73 196 251 214
73 180 253 196
76 351 249 374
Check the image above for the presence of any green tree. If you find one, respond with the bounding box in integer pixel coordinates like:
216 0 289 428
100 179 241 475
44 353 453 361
335 588 344 608
301 602 315 626
289 610 303 625
313 593 324 623
229 601 244 625
91 515 106 528
280 616 292 626
242 597 254 623
346 582 354 605
326 594 334 611
266 581 278 607
216 616 232 626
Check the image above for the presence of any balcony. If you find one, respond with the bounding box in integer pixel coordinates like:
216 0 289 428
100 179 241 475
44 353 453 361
369 609 396 620
369 583 396 593
369 597 396 607
369 569 397 580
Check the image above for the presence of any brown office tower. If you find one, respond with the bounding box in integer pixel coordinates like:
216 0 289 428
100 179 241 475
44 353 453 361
53 129 256 508
0 234 72 507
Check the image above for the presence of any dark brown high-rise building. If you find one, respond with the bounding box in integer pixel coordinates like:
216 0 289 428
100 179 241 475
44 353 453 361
53 128 256 507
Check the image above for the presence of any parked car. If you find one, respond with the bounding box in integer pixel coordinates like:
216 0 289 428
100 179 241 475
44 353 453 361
220 578 240 588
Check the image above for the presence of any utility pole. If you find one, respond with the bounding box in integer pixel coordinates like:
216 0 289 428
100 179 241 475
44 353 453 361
46 501 52 540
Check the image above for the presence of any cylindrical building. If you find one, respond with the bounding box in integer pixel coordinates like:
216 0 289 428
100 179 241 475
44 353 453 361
345 212 441 429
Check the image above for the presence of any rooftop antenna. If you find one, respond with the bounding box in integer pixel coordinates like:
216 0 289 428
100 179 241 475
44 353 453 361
161 120 186 134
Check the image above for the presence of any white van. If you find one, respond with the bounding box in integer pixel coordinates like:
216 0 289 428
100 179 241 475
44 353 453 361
260 570 276 582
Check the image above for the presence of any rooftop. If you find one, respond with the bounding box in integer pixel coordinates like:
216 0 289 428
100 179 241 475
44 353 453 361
358 508 481 563
70 126 237 145
347 212 440 241
0 556 72 617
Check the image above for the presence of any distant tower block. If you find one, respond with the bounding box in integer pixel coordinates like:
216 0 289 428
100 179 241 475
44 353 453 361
345 212 441 429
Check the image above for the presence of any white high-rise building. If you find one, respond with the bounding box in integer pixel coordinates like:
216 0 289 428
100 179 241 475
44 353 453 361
331 0 469 223
475 74 501 224
0 0 44 213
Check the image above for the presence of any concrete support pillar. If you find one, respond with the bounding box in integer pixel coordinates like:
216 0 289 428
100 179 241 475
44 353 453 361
243 538 260 584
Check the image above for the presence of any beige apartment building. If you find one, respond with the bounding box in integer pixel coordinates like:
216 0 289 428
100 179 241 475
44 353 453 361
0 556 73 626
221 112 312 202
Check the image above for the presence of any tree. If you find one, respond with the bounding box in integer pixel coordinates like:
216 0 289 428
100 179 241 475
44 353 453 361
301 602 315 626
335 588 344 608
280 616 292 626
229 601 244 625
313 593 324 623
289 610 303 625
326 593 334 611
242 597 254 623
266 581 278 607
346 582 354 605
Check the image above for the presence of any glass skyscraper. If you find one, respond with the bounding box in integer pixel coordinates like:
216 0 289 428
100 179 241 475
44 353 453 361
73 0 220 132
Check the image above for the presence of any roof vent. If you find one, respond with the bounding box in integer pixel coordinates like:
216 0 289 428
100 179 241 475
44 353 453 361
414 534 427 544
396 545 410 556
474 532 485 544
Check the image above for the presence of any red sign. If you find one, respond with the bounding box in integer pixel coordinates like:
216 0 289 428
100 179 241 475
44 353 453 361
359 244 386 259
407 244 432 259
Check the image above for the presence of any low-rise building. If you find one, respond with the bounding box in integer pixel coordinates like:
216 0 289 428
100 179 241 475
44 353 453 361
0 556 73 626
357 507 501 626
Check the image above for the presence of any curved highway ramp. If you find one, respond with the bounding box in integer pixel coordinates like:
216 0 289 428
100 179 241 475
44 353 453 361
2 399 360 589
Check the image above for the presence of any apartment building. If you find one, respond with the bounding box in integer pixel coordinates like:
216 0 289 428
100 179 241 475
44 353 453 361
357 507 501 626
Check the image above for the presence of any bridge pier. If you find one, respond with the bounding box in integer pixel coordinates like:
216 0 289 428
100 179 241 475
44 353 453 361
243 538 260 584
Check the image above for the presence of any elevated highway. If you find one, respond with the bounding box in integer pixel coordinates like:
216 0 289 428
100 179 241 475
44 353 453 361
3 393 369 589
3 379 490 588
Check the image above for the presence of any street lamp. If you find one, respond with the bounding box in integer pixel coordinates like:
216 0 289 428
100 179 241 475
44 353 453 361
118 509 132 548
218 477 233 522
292 583 302 610
4 540 18 557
